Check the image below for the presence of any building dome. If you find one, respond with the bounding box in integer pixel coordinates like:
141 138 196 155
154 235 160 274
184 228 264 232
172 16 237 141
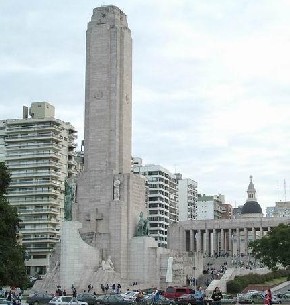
241 200 262 214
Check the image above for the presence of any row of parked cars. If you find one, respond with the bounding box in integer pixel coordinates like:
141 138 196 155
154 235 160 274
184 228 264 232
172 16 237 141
237 290 290 304
25 288 238 305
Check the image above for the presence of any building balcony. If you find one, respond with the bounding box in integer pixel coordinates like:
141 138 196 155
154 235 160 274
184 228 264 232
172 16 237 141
6 143 62 151
9 199 59 206
5 133 60 142
6 152 61 161
18 208 59 215
7 161 60 170
22 236 59 243
20 228 58 235
20 218 58 225
7 189 61 197
11 171 60 179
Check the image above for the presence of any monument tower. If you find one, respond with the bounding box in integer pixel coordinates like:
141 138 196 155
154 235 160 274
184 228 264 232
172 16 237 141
74 5 147 279
34 6 195 291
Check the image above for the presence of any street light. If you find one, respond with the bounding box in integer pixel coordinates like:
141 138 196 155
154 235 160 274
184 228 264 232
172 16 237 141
193 266 197 292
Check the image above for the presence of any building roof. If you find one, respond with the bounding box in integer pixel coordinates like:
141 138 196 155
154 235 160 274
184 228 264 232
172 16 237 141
241 200 262 214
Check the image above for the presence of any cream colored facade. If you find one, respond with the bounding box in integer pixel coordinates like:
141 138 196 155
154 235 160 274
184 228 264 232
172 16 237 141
168 176 290 257
0 102 78 275
167 217 290 256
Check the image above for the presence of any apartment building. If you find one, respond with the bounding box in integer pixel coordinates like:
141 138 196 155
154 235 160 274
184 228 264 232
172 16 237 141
196 193 225 220
175 174 198 221
132 159 178 247
0 102 78 276
266 201 290 218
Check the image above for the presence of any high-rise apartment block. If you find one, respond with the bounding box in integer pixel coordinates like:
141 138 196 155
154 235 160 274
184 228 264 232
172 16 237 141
266 201 290 217
0 102 78 275
196 193 225 220
132 159 178 247
175 174 198 221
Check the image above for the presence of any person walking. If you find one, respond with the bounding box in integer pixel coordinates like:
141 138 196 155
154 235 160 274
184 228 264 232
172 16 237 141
135 290 144 304
264 289 272 305
211 287 223 305
195 287 205 305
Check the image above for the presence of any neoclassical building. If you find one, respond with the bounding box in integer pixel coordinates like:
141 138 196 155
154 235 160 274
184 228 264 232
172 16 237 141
167 176 290 256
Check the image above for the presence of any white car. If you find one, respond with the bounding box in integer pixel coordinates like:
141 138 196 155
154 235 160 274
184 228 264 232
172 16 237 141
49 296 88 305
121 291 138 301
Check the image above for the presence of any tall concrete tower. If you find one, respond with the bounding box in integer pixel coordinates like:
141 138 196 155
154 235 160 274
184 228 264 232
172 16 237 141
84 5 132 174
74 6 146 279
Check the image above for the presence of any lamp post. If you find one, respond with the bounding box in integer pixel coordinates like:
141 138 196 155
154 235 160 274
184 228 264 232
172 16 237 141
193 266 197 292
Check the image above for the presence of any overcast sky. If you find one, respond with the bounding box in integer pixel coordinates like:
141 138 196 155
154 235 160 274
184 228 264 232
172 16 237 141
1 0 290 212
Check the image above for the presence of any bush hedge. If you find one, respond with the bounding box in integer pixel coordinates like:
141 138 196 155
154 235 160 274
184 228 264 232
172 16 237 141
226 269 290 294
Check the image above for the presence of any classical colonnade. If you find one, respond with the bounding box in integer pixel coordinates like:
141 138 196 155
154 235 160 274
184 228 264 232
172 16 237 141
186 226 270 256
167 216 290 257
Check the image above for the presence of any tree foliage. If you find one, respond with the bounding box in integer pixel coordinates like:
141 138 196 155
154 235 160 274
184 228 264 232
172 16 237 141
0 162 28 287
249 223 290 270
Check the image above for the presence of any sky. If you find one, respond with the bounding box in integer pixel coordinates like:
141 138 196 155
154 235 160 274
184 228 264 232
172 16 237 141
1 0 290 212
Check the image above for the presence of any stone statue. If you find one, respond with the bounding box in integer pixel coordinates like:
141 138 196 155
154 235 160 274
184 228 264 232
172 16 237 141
101 255 114 271
64 179 76 220
166 257 173 282
113 178 120 200
136 212 150 236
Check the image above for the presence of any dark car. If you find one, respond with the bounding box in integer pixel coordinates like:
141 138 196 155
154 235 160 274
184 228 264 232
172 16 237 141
77 293 98 305
221 294 236 304
141 295 175 305
94 295 134 305
238 293 264 304
27 293 54 305
175 294 196 305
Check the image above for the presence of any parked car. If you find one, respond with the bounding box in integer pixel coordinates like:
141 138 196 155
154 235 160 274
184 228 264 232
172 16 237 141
163 287 194 300
77 293 98 305
238 293 264 304
141 294 175 305
221 294 236 304
49 296 88 305
175 294 196 305
120 292 138 301
272 296 282 304
93 294 134 305
0 299 11 305
95 295 109 305
27 293 54 305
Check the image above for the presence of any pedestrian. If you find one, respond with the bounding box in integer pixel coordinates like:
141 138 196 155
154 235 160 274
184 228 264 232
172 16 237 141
211 287 223 305
195 287 205 305
136 290 144 304
153 290 160 304
264 289 272 305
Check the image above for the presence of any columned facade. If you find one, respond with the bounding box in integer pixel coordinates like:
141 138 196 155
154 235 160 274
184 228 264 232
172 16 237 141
167 217 290 256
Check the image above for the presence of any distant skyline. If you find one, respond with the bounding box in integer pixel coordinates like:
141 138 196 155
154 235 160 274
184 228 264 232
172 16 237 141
1 1 290 212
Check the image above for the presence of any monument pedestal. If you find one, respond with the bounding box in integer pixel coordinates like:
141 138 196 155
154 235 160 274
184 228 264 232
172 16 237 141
129 236 159 285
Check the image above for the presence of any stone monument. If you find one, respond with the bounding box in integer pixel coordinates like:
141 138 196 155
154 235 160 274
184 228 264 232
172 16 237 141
34 5 199 292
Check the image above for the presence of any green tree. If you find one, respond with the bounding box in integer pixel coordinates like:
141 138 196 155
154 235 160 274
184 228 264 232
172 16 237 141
249 223 290 270
0 162 28 287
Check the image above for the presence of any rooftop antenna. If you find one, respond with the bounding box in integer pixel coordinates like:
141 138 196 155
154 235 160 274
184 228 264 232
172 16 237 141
284 179 287 202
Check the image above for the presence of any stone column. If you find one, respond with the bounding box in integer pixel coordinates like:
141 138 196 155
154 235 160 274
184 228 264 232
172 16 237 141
205 229 210 256
212 229 217 256
190 230 194 252
228 228 233 255
237 228 241 256
196 230 202 252
252 227 256 241
221 229 225 255
244 228 248 255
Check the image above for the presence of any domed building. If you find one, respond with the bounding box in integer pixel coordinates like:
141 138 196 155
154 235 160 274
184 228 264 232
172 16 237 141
241 175 263 218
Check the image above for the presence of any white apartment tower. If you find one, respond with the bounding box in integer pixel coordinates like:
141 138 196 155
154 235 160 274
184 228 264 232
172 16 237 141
196 194 225 220
132 160 178 247
0 102 78 276
176 174 198 221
